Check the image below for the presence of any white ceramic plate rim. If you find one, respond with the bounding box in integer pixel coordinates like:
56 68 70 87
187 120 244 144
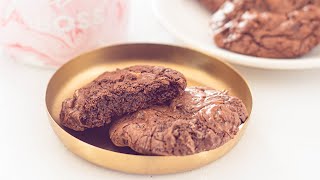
152 0 320 70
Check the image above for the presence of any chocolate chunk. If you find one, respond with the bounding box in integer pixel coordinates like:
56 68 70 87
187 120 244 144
110 87 248 156
60 65 187 131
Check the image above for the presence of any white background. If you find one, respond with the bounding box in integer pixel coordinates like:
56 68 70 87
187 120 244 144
1 1 320 179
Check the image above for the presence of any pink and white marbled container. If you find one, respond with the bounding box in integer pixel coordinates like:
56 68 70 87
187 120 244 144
0 0 129 67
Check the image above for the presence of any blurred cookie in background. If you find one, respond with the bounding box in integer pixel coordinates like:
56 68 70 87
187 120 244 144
210 0 320 58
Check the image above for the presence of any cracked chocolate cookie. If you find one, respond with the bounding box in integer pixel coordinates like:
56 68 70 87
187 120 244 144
211 0 320 58
110 87 248 156
60 65 187 131
211 0 320 29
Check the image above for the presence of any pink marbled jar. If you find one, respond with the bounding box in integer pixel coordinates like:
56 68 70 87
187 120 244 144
0 0 129 67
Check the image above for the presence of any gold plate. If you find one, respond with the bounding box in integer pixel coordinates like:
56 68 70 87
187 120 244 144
45 43 252 175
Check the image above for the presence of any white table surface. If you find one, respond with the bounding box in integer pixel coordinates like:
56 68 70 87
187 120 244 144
1 1 320 179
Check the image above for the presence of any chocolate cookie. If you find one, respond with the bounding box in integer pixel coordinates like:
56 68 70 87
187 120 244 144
211 0 317 28
198 0 226 12
110 87 248 156
60 65 187 131
211 0 320 58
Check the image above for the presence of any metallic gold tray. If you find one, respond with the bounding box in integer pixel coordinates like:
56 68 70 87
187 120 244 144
45 43 252 174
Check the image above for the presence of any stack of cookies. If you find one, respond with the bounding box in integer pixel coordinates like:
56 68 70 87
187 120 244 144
60 65 248 156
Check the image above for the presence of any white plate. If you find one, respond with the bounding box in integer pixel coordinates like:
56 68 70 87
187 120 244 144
152 0 320 69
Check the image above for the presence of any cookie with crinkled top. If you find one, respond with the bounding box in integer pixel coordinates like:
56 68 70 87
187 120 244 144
110 87 248 156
